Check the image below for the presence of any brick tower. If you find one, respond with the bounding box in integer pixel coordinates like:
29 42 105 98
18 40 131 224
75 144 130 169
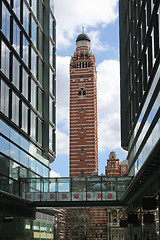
69 31 98 177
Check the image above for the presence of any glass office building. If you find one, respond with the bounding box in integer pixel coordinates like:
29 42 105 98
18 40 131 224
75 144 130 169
119 0 160 206
0 0 56 238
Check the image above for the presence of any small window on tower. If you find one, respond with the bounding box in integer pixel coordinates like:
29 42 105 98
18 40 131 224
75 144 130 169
81 148 84 154
81 126 84 132
81 106 83 112
81 172 84 177
80 54 84 58
82 62 84 68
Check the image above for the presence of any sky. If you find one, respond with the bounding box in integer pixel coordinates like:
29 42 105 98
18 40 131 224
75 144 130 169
51 0 127 177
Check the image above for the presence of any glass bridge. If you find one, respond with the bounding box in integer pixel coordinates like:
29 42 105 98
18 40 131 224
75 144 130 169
17 176 132 206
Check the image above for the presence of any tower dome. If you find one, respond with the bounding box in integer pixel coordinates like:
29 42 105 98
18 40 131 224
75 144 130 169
76 33 90 42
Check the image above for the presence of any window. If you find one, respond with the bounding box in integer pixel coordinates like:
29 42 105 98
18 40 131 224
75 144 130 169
30 111 36 140
37 118 42 145
1 80 9 117
23 35 29 66
31 79 37 109
81 106 83 112
2 3 10 41
81 126 84 133
78 88 86 97
22 68 28 99
81 172 84 177
31 48 37 78
22 102 28 133
1 42 10 78
12 92 19 126
49 125 53 151
12 55 20 90
31 0 37 17
95 233 98 238
81 148 84 154
100 233 103 238
38 88 43 115
13 19 20 54
23 2 29 34
49 97 53 122
13 0 20 20
31 16 37 46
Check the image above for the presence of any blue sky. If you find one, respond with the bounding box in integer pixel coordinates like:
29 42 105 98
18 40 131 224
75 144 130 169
51 0 127 177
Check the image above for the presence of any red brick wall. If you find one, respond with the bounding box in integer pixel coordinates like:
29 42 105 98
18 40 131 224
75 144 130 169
70 42 98 177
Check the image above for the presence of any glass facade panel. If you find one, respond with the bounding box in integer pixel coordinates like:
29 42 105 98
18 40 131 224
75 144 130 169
12 92 19 126
0 136 10 156
12 55 20 89
13 19 20 54
49 125 53 151
30 111 36 140
2 2 10 41
31 79 37 109
38 58 43 85
23 35 29 67
22 68 28 99
31 0 37 17
49 68 53 93
38 88 43 115
23 2 29 34
13 0 21 20
1 41 10 79
1 80 9 117
31 16 37 46
49 97 53 122
22 102 28 133
38 118 42 145
31 48 37 78
10 142 20 162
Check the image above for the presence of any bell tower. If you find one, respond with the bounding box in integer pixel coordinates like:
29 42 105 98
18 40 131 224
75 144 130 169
69 31 98 177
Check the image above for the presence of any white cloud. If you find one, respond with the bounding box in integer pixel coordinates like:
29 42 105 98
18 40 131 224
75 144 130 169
56 128 69 155
56 56 70 127
54 0 118 49
50 170 61 178
97 60 121 151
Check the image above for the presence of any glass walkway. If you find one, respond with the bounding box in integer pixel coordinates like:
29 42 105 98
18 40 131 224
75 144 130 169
17 176 132 206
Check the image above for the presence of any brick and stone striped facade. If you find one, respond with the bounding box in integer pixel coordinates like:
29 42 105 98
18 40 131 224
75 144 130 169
69 33 98 177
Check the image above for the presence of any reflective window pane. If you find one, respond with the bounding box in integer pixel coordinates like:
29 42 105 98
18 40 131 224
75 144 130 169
30 111 36 140
37 118 42 145
13 19 20 54
12 92 19 126
12 55 20 89
49 97 53 122
31 17 37 46
22 69 28 99
31 48 37 78
31 79 37 109
1 80 9 117
38 88 43 115
1 42 10 79
2 3 10 41
13 0 21 20
22 102 28 133
38 58 43 85
23 2 29 34
10 142 20 162
31 0 37 17
23 35 29 67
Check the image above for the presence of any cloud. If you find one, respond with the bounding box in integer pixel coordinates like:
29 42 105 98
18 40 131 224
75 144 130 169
54 0 118 49
56 56 121 154
56 56 70 127
50 170 61 178
97 60 121 151
56 128 69 155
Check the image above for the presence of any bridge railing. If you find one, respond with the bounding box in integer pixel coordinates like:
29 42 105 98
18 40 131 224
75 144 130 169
20 176 132 202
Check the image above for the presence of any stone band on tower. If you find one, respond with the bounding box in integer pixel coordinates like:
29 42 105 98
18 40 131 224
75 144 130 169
69 32 98 177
